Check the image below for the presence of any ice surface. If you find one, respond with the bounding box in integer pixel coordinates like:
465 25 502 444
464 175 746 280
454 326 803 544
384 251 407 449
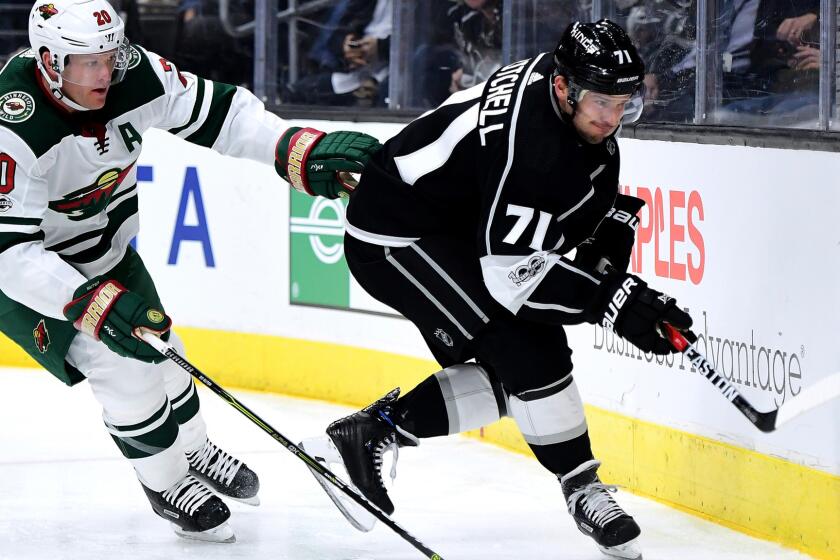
0 368 814 560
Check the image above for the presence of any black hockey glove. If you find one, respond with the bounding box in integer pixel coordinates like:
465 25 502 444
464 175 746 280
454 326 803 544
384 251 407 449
63 277 172 364
275 127 382 199
575 194 645 273
588 271 692 355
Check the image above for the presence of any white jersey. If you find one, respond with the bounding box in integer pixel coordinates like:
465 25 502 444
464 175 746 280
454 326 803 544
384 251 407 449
0 46 288 319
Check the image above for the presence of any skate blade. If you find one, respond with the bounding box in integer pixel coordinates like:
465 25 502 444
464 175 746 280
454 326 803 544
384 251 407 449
598 537 642 560
228 494 260 506
299 437 378 532
172 521 236 543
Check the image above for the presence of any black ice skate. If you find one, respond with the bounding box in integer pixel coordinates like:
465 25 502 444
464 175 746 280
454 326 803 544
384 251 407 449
300 388 418 532
560 460 642 560
142 474 235 543
187 438 260 506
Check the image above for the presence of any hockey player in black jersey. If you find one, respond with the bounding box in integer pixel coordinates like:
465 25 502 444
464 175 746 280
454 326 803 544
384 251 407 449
303 20 693 560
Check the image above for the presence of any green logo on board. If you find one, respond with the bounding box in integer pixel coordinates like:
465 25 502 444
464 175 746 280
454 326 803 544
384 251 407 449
289 191 350 308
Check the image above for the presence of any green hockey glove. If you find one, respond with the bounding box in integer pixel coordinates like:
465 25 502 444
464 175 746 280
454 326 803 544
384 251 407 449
275 127 382 199
63 277 172 364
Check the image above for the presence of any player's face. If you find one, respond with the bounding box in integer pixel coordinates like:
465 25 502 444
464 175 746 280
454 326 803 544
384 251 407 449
572 91 630 144
61 51 118 110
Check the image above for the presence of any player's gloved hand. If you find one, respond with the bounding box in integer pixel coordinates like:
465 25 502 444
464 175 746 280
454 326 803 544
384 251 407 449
588 271 692 354
275 127 382 199
63 277 172 364
575 194 645 272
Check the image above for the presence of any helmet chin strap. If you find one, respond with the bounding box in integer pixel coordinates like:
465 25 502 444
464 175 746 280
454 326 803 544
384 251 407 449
37 62 91 112
52 86 92 112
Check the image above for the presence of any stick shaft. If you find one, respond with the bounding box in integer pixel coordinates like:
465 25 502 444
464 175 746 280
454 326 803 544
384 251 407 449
142 334 444 560
661 324 777 432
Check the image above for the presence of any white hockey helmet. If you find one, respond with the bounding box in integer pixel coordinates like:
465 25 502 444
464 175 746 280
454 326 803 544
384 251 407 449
28 0 130 110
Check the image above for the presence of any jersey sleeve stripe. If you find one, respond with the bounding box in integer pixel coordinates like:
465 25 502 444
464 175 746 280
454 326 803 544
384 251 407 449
167 76 207 135
344 221 420 247
0 217 42 226
184 82 237 148
484 54 547 255
554 259 602 284
171 78 214 139
0 231 45 254
394 102 480 185
555 186 594 223
47 225 106 253
522 300 583 313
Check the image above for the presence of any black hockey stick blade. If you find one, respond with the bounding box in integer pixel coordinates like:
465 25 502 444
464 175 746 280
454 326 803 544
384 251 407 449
662 324 778 431
661 324 840 432
140 333 445 560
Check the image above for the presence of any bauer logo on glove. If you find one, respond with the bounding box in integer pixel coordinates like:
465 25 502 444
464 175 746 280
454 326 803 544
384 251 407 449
589 271 692 355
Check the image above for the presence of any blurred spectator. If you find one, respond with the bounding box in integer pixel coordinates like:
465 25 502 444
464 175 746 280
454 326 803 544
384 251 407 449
412 44 464 107
410 0 501 109
620 0 695 119
174 0 255 87
283 0 392 107
0 0 31 62
624 0 694 78
643 0 761 122
111 0 145 44
448 0 502 88
724 0 819 122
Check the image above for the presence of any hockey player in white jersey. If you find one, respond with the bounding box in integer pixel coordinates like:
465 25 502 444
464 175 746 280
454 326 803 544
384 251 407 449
0 0 380 543
303 21 692 559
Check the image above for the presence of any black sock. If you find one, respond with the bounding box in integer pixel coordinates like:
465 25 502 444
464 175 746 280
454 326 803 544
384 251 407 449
528 431 595 477
391 374 450 438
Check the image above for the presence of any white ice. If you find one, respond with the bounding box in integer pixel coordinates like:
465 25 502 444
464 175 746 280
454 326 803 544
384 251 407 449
0 367 814 560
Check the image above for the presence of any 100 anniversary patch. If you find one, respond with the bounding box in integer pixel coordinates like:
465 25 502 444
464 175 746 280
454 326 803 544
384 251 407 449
0 92 35 124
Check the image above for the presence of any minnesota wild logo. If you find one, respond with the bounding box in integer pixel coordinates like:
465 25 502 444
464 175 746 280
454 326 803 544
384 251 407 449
127 46 142 70
37 3 58 19
33 319 51 354
0 92 35 124
49 161 136 221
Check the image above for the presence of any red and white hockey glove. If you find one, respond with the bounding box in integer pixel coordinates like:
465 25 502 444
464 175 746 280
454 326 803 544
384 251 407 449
275 127 382 199
63 277 172 363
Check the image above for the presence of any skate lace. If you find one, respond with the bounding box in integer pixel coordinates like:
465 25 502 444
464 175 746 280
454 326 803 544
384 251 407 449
162 475 214 516
189 440 242 486
372 434 399 488
566 483 625 527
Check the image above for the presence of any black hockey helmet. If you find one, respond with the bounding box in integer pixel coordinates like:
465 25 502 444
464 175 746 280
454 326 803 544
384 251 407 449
553 20 646 122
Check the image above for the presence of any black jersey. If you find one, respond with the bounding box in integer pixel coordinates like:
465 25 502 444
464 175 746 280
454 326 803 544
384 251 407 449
346 53 621 325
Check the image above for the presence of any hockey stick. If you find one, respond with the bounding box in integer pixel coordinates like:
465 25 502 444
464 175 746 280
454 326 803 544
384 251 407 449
140 333 445 560
661 324 840 432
